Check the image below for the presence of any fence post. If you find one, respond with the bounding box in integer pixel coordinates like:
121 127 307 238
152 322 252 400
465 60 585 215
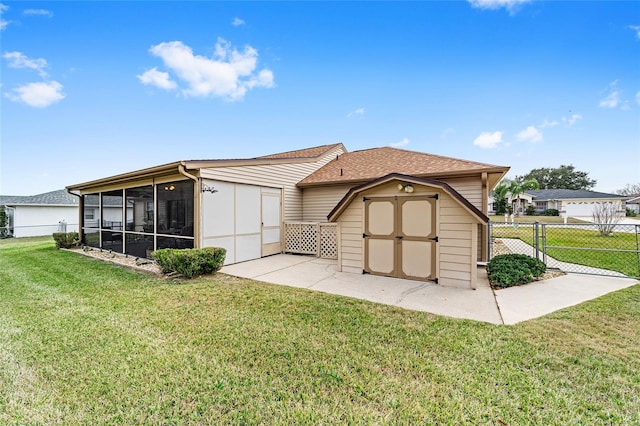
636 224 640 278
487 221 492 260
541 223 547 265
534 221 540 260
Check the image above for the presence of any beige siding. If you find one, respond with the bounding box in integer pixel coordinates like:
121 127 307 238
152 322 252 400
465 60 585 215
199 148 343 222
337 200 363 273
302 185 352 222
335 180 480 289
440 176 486 262
440 177 482 210
438 196 476 289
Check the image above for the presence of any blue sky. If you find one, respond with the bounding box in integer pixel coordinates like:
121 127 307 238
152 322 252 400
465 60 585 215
1 0 639 195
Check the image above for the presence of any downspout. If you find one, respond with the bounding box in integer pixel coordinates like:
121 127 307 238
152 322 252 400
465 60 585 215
178 163 201 248
66 189 83 242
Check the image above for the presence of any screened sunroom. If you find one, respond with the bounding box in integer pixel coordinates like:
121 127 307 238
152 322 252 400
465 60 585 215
80 179 194 258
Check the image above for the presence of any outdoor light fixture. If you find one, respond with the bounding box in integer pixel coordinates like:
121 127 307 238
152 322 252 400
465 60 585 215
164 185 175 191
397 183 414 193
201 183 218 193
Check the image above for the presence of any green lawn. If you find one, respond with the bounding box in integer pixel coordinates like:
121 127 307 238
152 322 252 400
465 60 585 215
492 224 640 277
1 239 639 424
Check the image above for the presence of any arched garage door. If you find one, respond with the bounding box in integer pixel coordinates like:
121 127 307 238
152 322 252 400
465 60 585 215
565 201 597 217
363 195 437 281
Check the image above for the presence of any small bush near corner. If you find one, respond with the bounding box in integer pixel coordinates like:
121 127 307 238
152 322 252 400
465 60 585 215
486 253 546 288
542 209 560 216
52 232 80 249
151 247 226 278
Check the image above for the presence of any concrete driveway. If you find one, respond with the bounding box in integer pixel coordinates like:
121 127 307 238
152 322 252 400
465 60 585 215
220 254 638 325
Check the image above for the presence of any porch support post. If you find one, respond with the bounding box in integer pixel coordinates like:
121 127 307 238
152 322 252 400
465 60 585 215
481 172 488 262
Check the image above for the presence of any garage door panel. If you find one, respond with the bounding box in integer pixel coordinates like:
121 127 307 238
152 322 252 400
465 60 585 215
204 236 235 265
236 185 261 234
202 180 235 238
236 234 261 263
566 201 596 217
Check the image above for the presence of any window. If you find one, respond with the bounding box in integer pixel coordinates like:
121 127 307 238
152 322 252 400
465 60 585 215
126 186 154 233
157 180 194 236
102 190 123 230
83 194 100 228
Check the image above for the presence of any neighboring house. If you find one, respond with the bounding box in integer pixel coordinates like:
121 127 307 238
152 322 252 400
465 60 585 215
526 189 626 218
67 144 509 289
626 195 640 214
488 188 626 218
487 192 534 215
0 190 80 238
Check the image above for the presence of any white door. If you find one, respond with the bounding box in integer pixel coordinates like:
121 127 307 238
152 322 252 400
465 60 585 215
261 191 282 256
235 185 262 263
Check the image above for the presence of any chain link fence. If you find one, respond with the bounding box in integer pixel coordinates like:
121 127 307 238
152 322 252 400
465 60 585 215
489 221 640 279
1 222 79 239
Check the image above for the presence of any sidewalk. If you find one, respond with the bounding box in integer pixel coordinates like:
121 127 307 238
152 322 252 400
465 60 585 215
221 254 638 325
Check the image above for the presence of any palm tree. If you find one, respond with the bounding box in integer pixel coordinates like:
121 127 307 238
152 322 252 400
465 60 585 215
492 179 512 214
509 179 539 216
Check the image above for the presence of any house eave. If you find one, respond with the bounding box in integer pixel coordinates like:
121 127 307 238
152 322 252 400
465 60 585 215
66 162 185 192
327 173 489 224
298 167 509 188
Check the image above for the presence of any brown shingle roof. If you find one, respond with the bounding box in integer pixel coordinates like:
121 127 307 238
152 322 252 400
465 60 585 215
258 143 345 159
298 147 508 186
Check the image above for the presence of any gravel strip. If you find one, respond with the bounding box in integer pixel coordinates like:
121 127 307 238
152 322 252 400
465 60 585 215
66 247 162 275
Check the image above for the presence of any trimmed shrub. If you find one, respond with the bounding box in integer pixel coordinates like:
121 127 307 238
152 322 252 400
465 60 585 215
486 253 546 288
152 247 226 278
542 209 560 216
525 205 537 216
52 232 80 249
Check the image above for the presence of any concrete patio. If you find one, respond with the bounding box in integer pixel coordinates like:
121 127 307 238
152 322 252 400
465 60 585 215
220 254 639 325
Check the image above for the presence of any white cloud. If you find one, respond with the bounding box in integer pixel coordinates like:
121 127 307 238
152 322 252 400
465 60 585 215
347 107 365 117
137 67 177 90
516 125 543 143
0 3 10 30
538 119 558 128
24 9 53 17
389 138 409 148
473 131 504 149
144 38 274 100
467 0 531 13
232 17 245 27
3 51 48 77
5 81 65 107
599 80 623 109
629 25 640 39
562 113 583 126
599 91 620 108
